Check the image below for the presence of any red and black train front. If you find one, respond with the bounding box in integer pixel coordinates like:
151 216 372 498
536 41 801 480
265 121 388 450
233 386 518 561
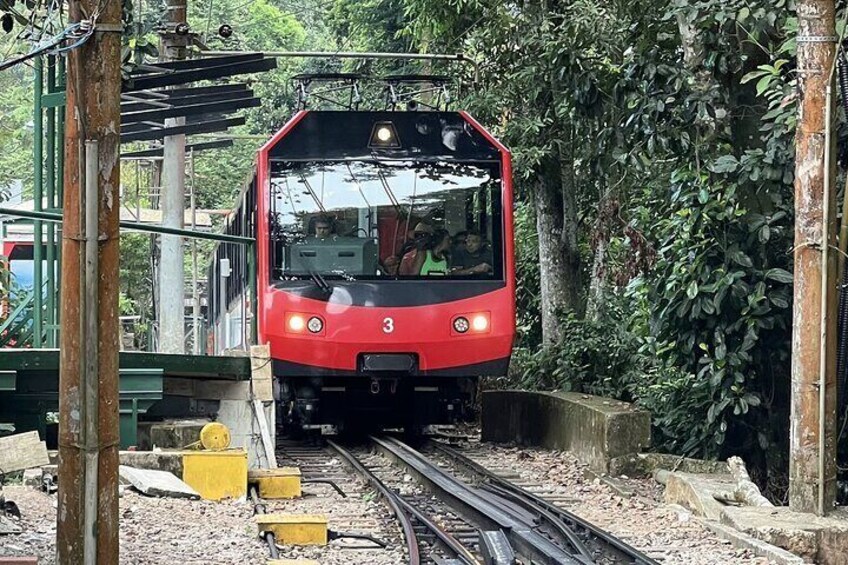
255 110 515 431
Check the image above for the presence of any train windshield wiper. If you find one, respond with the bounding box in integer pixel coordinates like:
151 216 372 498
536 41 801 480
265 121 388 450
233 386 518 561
308 269 333 295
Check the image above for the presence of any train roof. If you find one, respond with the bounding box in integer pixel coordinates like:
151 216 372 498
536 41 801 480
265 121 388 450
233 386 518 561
264 111 505 162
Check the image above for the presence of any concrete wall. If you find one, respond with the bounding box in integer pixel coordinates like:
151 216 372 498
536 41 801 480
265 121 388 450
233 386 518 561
481 390 650 473
158 345 276 469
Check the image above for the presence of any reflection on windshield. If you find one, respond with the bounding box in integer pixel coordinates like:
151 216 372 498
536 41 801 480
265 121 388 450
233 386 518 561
270 160 502 280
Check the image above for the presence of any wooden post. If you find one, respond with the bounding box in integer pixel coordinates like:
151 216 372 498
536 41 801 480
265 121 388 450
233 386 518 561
57 1 122 561
790 0 839 515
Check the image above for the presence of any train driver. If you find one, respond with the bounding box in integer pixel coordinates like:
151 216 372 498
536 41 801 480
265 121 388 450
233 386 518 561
312 215 335 240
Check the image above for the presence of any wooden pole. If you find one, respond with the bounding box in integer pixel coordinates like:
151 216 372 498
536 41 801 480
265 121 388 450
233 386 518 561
56 0 122 561
790 0 839 515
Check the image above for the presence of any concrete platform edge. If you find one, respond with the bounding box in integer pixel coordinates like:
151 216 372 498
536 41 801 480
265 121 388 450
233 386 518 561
697 517 808 565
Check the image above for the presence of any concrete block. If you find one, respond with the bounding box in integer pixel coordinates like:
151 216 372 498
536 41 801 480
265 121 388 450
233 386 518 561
257 514 328 546
22 468 42 487
196 381 251 401
182 449 248 501
663 472 736 520
119 465 200 499
218 399 275 469
481 390 650 473
0 558 38 564
150 419 210 449
0 431 49 473
720 506 848 565
251 344 274 402
249 467 301 499
118 450 184 477
699 519 806 565
610 452 729 478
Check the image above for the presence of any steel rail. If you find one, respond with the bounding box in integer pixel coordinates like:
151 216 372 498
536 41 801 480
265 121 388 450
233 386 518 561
393 492 480 565
372 436 579 565
326 440 420 565
482 482 594 564
431 441 660 565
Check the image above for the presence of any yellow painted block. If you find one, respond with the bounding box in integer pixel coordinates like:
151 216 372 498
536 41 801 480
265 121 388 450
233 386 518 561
256 514 328 546
181 449 247 501
248 467 302 499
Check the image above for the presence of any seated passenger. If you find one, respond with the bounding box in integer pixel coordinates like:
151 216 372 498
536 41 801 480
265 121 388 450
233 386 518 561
408 229 451 276
452 231 468 254
398 222 434 275
450 229 493 275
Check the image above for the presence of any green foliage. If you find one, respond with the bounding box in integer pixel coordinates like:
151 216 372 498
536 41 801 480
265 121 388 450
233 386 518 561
637 168 793 456
512 298 643 400
514 201 541 346
0 37 33 199
396 0 799 471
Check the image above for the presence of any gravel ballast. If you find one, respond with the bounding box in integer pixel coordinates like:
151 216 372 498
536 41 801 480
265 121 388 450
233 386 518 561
1 440 791 564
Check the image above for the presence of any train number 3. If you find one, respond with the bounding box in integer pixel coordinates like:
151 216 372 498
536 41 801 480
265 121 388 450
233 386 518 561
382 317 395 333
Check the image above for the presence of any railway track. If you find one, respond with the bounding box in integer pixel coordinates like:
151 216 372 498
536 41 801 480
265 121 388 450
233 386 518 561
422 439 659 565
278 435 661 565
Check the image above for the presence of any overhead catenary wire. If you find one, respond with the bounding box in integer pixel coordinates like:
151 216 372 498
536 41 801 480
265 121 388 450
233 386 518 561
0 20 95 72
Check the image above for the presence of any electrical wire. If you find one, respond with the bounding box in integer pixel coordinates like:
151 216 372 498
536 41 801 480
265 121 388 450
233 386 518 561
0 24 70 71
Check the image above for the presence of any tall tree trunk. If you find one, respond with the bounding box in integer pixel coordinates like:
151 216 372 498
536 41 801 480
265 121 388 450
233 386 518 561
586 236 608 320
534 153 582 344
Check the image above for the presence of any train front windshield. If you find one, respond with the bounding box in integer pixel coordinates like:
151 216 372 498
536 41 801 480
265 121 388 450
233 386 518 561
270 160 503 280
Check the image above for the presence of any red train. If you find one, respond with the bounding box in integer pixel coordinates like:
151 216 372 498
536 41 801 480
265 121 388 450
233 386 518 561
208 110 515 432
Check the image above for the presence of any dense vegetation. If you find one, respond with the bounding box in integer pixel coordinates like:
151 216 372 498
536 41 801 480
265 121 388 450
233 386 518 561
337 0 802 498
0 0 836 497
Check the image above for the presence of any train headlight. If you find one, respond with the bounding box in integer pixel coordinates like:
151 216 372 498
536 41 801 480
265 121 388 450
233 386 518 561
376 127 393 142
453 317 469 334
452 312 490 335
287 314 306 333
307 316 324 334
472 314 489 332
369 121 401 149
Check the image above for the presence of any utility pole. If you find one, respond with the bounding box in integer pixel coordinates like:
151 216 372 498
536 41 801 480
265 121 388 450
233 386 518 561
57 0 122 562
157 0 188 353
791 0 838 515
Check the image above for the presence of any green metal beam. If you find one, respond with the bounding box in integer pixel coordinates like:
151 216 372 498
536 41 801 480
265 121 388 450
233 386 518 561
56 56 65 344
33 57 43 348
0 207 255 245
46 55 56 348
0 349 252 380
41 91 67 108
